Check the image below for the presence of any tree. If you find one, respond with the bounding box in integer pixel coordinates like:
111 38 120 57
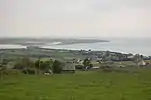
44 60 53 70
13 57 35 75
14 57 34 70
83 58 93 69
35 60 53 71
52 60 62 74
83 58 90 67
34 59 40 70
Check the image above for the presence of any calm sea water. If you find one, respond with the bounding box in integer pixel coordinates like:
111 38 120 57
0 38 151 56
0 44 26 49
42 38 151 56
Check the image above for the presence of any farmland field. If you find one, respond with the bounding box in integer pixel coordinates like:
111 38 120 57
0 70 151 100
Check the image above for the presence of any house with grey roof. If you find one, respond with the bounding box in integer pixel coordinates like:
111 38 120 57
62 61 75 73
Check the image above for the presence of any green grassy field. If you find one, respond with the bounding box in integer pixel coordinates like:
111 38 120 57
0 70 151 100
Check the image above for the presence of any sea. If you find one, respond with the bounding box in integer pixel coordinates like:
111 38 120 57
0 38 151 56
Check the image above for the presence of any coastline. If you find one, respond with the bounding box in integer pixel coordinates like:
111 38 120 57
0 38 151 56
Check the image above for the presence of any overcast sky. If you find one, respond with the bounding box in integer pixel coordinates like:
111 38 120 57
0 0 151 38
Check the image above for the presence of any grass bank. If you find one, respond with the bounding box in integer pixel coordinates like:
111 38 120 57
0 70 151 100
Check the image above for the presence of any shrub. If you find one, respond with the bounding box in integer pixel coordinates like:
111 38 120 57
35 60 53 71
52 60 62 74
22 68 36 75
0 69 21 76
14 57 34 70
1 59 10 65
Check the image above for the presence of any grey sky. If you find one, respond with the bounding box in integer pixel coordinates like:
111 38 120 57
0 0 151 37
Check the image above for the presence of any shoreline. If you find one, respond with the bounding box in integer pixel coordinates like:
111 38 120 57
0 44 150 56
0 45 150 57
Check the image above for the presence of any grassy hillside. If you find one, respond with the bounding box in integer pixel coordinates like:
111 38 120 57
0 70 151 100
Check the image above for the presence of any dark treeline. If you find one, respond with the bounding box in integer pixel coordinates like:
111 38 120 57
0 57 63 75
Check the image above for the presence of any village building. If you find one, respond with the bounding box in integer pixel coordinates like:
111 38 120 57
62 61 75 73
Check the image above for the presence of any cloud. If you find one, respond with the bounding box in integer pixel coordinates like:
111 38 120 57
0 0 151 37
